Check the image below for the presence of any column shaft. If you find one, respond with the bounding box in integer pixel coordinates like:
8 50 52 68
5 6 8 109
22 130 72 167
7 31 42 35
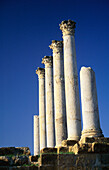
49 41 67 146
60 20 81 141
36 68 46 150
80 67 103 138
34 115 40 155
42 56 55 147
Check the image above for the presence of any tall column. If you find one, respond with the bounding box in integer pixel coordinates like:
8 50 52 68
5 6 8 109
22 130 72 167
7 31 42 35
36 68 46 150
42 56 55 147
60 20 81 141
34 115 40 155
80 67 103 138
49 41 67 147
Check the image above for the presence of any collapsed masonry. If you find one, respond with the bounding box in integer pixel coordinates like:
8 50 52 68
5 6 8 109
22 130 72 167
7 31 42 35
34 20 104 156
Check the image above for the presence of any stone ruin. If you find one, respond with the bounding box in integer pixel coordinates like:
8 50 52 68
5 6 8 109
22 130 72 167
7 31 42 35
33 20 109 169
34 19 104 152
0 19 108 170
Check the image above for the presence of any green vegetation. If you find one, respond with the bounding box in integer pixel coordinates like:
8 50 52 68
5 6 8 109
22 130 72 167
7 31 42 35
59 152 74 154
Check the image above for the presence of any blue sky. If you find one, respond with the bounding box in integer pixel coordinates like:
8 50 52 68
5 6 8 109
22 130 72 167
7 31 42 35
0 0 109 154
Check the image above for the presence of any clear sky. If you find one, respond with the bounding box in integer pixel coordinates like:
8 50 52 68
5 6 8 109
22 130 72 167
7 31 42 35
0 0 109 154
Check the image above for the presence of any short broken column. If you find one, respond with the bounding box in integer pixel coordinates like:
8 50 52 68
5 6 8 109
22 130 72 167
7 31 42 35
34 115 40 155
49 41 67 147
36 68 46 150
80 67 103 138
60 20 81 141
42 56 55 147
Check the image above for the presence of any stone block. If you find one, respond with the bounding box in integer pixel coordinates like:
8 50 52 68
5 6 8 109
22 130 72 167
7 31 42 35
70 143 93 154
80 137 109 144
76 154 96 167
0 147 30 156
40 147 57 154
0 156 10 166
58 154 76 166
79 143 92 153
40 154 57 166
101 154 109 164
16 147 31 155
40 166 57 170
62 140 77 147
14 156 29 166
57 147 69 154
10 166 38 170
56 166 77 170
29 155 39 162
92 143 109 153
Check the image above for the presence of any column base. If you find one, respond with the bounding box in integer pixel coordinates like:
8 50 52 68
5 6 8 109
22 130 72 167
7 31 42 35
80 128 104 140
67 135 80 141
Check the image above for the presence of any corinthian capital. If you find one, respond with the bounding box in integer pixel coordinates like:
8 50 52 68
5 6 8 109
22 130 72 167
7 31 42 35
42 56 53 67
49 40 63 53
36 67 45 78
59 20 76 36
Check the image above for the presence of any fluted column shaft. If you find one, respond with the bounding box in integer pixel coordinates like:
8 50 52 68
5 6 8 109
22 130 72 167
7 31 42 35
60 20 81 141
42 56 55 147
80 67 103 138
36 68 46 150
50 41 67 147
34 115 40 155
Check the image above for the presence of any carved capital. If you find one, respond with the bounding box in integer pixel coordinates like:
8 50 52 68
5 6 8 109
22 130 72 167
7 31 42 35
36 67 45 78
49 40 63 53
42 56 53 67
59 20 76 36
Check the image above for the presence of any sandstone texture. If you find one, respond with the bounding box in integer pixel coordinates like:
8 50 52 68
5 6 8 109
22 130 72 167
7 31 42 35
0 147 30 156
0 141 109 169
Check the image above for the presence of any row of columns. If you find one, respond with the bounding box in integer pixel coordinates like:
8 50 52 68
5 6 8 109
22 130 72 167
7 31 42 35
34 20 103 155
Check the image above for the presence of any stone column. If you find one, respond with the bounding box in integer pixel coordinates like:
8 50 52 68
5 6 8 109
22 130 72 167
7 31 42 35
60 20 81 141
34 115 40 155
49 41 67 147
80 67 103 138
42 56 55 147
36 68 46 150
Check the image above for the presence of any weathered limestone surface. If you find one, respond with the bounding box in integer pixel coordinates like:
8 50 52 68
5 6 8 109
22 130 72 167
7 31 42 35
0 147 30 156
60 20 81 141
42 56 55 147
49 40 67 147
62 140 77 147
57 146 69 154
1 141 109 169
80 67 103 138
69 142 109 155
40 147 57 154
0 155 29 166
36 68 46 150
81 137 109 144
34 115 40 155
40 153 109 169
